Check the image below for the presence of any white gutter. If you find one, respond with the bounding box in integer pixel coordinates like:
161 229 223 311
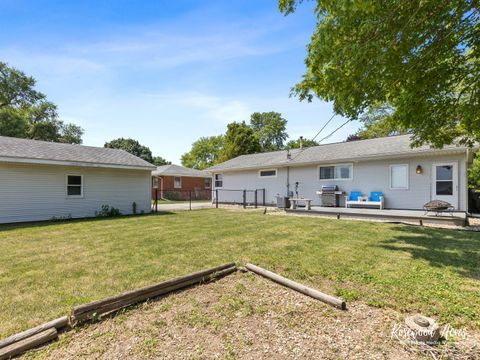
0 156 155 171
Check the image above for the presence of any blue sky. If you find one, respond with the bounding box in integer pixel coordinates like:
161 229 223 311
0 0 360 163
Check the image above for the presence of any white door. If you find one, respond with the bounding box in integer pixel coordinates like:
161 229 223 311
432 162 458 208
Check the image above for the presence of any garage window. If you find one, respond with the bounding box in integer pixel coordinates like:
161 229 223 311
259 169 277 178
66 175 83 197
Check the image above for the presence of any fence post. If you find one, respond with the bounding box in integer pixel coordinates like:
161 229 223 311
254 189 258 209
155 187 158 213
215 189 219 208
189 191 192 210
243 190 246 209
262 188 266 206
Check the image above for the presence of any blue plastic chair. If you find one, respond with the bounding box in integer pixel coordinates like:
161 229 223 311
348 191 362 201
370 192 383 202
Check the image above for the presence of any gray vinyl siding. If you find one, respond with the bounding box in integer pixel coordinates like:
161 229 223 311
213 153 468 211
0 163 151 223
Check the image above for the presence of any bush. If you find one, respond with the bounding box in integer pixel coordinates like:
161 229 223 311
164 191 182 201
96 205 122 217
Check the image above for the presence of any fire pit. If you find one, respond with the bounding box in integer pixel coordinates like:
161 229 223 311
423 200 454 216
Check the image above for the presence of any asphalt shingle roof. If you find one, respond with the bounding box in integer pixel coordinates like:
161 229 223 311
207 135 467 172
0 136 155 170
152 164 210 177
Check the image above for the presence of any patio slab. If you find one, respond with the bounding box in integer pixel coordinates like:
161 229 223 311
286 206 467 227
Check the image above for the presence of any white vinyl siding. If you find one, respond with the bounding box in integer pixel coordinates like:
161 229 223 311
390 164 409 190
215 154 467 211
0 163 152 223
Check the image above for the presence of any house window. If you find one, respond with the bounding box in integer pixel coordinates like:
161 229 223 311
66 175 83 197
174 176 182 189
259 169 277 178
215 174 223 188
204 178 211 189
152 177 158 189
390 164 409 189
319 164 352 180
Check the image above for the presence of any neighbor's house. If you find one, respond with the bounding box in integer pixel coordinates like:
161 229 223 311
152 164 212 200
0 136 155 223
207 135 475 211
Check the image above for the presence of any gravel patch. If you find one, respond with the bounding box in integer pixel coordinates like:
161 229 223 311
24 272 479 359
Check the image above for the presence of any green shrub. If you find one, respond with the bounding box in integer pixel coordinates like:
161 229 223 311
96 205 122 217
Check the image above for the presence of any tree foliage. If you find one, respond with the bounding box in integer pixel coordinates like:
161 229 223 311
0 62 84 144
104 138 169 165
346 103 409 141
250 112 288 151
181 135 224 169
279 1 480 148
219 121 261 162
152 156 171 166
285 137 319 148
104 138 153 163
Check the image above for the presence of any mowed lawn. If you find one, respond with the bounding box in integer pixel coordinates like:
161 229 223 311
1 209 479 338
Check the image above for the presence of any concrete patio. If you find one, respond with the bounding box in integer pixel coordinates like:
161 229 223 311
286 206 467 227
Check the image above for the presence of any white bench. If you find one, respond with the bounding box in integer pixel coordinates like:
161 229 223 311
345 195 384 210
289 198 312 210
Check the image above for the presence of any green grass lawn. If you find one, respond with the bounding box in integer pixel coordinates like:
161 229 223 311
1 209 479 338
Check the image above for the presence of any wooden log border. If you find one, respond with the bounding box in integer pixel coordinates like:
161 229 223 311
245 263 346 310
0 262 237 359
72 262 237 323
0 328 58 360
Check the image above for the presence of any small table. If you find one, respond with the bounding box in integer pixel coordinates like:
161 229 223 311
289 198 312 210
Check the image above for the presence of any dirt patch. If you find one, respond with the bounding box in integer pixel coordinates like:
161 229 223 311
25 272 479 359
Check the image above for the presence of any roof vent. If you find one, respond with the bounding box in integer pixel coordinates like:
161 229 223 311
287 150 291 159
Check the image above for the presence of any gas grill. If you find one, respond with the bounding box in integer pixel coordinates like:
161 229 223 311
316 185 342 207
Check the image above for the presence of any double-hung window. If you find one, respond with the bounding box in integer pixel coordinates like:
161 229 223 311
174 176 182 189
204 178 211 189
66 175 83 197
319 164 353 180
214 174 223 188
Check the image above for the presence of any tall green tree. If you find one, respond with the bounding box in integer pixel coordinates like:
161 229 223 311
0 62 84 143
181 135 224 169
104 138 154 163
220 122 261 162
279 1 479 148
250 112 288 151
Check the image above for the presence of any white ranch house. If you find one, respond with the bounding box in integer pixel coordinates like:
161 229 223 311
208 135 474 212
0 136 155 223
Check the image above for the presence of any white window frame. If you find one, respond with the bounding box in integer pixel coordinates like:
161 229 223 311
66 174 84 198
389 164 409 190
258 168 277 178
204 177 211 189
152 176 159 189
318 163 353 181
174 176 182 189
214 173 223 188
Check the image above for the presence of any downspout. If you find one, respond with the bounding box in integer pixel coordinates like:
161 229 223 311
160 176 164 200
466 148 470 214
286 166 290 196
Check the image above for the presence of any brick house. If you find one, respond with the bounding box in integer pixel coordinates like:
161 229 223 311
152 164 212 200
